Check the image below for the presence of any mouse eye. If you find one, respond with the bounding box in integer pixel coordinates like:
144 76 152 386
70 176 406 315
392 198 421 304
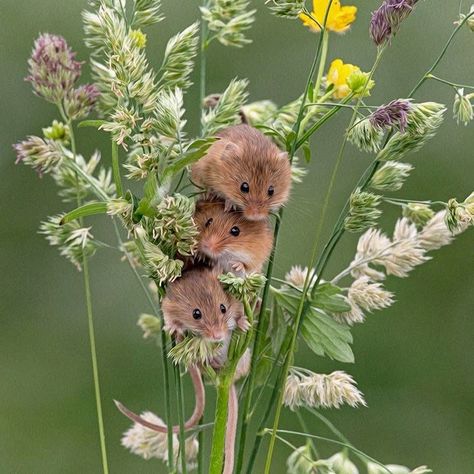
240 182 250 193
205 218 213 228
220 304 227 314
230 226 240 237
192 308 202 320
268 185 274 196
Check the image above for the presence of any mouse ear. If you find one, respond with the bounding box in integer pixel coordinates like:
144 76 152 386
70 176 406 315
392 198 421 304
220 140 241 161
277 151 289 161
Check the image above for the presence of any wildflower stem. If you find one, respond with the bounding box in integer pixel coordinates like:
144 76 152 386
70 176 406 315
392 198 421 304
82 255 110 474
111 140 123 197
162 331 175 472
314 29 329 97
296 411 319 459
409 9 474 97
426 74 474 91
296 93 355 149
197 415 204 474
209 374 232 474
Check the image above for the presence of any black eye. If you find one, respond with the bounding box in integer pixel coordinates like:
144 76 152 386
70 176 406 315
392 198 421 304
240 182 249 193
220 304 227 314
230 226 240 237
192 308 202 320
268 185 274 196
205 218 213 227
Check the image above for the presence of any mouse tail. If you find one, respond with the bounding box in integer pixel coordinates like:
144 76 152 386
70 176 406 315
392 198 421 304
115 365 205 434
223 383 238 474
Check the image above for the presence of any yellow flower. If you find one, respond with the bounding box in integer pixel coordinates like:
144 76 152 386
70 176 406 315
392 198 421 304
300 0 357 33
326 59 360 99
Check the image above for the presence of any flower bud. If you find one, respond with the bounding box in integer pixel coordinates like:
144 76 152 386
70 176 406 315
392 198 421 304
369 161 413 191
42 120 70 143
347 119 384 152
403 203 435 228
344 189 382 232
453 88 473 126
347 71 375 97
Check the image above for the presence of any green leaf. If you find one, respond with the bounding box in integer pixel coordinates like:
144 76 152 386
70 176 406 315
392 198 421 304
272 286 354 363
161 138 217 180
254 125 287 144
285 131 297 151
312 282 351 313
78 119 107 128
135 174 159 218
301 307 354 363
302 142 312 163
60 201 108 225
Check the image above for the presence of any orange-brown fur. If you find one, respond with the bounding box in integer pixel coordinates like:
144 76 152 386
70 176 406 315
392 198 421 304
192 124 292 221
162 267 248 342
194 198 273 274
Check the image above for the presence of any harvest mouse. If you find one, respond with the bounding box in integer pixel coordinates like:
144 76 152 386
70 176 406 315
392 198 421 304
162 266 249 339
191 124 292 221
194 198 273 274
115 268 249 437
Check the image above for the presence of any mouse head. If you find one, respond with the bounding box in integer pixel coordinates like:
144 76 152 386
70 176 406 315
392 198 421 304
194 198 272 264
214 125 292 221
162 267 243 342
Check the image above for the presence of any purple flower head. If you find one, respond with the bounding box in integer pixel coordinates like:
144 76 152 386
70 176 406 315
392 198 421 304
64 84 101 120
370 0 417 46
370 99 412 132
26 33 83 103
13 136 63 175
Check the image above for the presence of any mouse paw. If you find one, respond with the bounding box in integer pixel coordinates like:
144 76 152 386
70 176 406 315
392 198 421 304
224 199 237 212
237 315 251 332
231 261 246 274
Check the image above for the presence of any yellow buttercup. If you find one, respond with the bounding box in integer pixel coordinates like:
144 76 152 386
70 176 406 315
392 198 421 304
300 0 357 33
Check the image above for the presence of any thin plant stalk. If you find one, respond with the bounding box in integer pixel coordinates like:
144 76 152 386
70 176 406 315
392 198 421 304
235 6 334 470
111 140 123 197
83 247 110 474
68 118 109 474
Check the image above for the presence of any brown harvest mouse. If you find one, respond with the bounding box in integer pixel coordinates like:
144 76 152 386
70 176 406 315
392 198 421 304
162 266 249 339
191 124 292 221
115 267 249 436
194 198 273 274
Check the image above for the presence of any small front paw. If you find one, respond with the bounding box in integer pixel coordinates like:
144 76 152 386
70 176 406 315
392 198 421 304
224 199 237 212
237 316 251 332
231 261 246 273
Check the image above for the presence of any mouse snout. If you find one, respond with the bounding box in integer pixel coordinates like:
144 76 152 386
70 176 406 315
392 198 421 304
205 329 227 343
243 203 268 221
199 235 222 257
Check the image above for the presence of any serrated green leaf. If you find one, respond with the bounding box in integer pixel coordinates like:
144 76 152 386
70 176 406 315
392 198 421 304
312 282 351 313
302 307 354 363
60 201 108 225
273 286 354 363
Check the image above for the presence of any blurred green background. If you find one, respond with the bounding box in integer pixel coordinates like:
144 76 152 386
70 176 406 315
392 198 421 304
1 1 473 473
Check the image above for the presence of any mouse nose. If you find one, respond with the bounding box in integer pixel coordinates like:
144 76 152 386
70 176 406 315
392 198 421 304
201 236 220 256
244 205 267 221
207 329 226 342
